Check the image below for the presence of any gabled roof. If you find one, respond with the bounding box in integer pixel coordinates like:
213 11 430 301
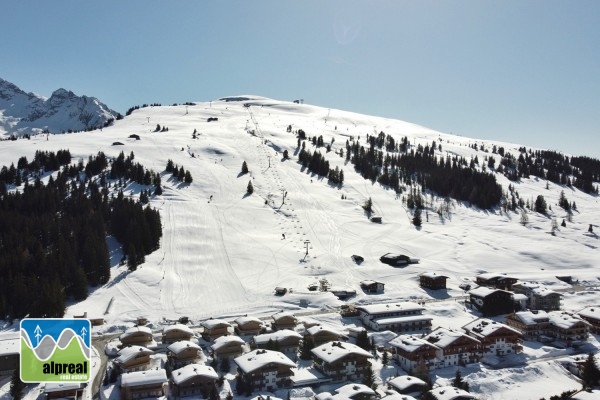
44 383 83 393
171 363 218 385
355 302 424 316
469 286 509 298
388 375 428 391
119 326 152 340
162 323 194 335
115 346 154 363
253 329 302 345
429 385 476 400
311 341 372 363
424 327 480 348
548 311 590 330
462 318 521 338
578 306 600 320
120 369 167 388
388 334 440 352
201 318 231 329
210 335 245 351
360 280 383 286
511 310 550 324
335 383 376 397
420 272 448 279
476 272 516 280
234 349 296 373
272 311 297 322
307 325 346 338
167 340 201 355
234 316 263 326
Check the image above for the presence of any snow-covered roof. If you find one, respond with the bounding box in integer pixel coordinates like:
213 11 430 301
234 316 263 326
469 286 501 298
356 302 424 315
360 280 383 286
425 327 479 348
513 310 550 324
477 272 516 280
116 346 154 363
119 326 152 340
311 341 373 363
234 349 296 373
120 369 167 388
462 318 521 338
167 340 201 354
388 375 428 391
578 306 600 321
0 338 19 356
253 329 302 345
335 383 376 397
272 311 297 322
162 323 194 335
420 272 448 279
201 318 231 329
547 311 589 330
429 386 476 400
44 382 83 393
307 325 345 337
381 393 418 400
512 294 529 301
388 335 440 352
210 335 245 351
171 363 218 385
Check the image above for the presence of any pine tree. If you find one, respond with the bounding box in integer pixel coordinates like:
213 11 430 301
581 353 600 389
283 150 289 159
184 170 193 184
413 208 422 227
362 362 378 390
247 180 254 195
589 224 594 233
9 366 25 400
300 336 315 360
362 197 373 213
241 161 249 174
452 369 469 391
381 349 389 365
219 356 231 373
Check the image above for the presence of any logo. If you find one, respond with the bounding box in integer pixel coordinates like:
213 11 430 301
20 318 91 383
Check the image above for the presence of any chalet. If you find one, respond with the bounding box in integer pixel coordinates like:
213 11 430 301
388 335 439 373
424 327 481 369
210 335 246 361
356 302 432 333
119 326 153 347
578 307 600 334
235 316 265 336
252 329 302 359
332 383 377 399
330 287 357 300
427 386 477 400
201 318 231 341
307 326 347 347
120 368 168 400
505 310 588 345
167 340 203 369
467 287 515 316
271 311 298 331
43 383 84 399
387 375 429 397
370 216 382 223
171 363 218 398
511 282 562 311
379 253 412 267
360 280 385 294
419 272 448 290
505 310 553 341
311 341 373 382
234 349 296 391
162 323 194 344
475 273 518 290
0 337 19 376
461 318 522 356
114 346 154 373
547 311 590 346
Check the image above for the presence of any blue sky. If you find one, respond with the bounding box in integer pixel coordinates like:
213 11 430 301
2 1 599 158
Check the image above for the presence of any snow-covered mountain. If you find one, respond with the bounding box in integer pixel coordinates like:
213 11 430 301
0 77 118 136
1 95 599 399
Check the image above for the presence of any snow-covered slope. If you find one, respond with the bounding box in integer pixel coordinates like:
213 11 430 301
1 95 599 399
0 77 118 136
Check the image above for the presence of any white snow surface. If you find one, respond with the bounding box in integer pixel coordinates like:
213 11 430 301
1 95 600 399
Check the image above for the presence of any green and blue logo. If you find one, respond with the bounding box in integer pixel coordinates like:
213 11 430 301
20 318 91 383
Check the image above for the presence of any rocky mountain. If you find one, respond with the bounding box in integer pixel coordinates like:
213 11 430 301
0 77 119 136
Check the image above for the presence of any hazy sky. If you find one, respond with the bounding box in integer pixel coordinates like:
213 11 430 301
2 1 599 158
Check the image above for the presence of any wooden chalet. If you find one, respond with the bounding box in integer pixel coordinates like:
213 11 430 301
467 287 515 316
114 346 154 373
162 323 194 344
43 383 84 399
424 327 481 369
311 341 373 382
234 349 296 391
511 282 562 311
171 364 218 398
200 318 232 341
360 280 385 294
419 272 448 290
388 334 439 373
167 340 203 369
120 368 168 400
379 253 412 267
578 307 600 334
505 310 588 346
387 375 429 397
235 316 265 336
548 311 590 346
475 273 518 290
252 329 302 360
306 325 347 347
119 326 153 347
505 310 553 341
356 302 432 333
210 335 246 361
271 311 298 331
462 318 522 356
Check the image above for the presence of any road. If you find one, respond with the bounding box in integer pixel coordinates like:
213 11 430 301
91 334 120 399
